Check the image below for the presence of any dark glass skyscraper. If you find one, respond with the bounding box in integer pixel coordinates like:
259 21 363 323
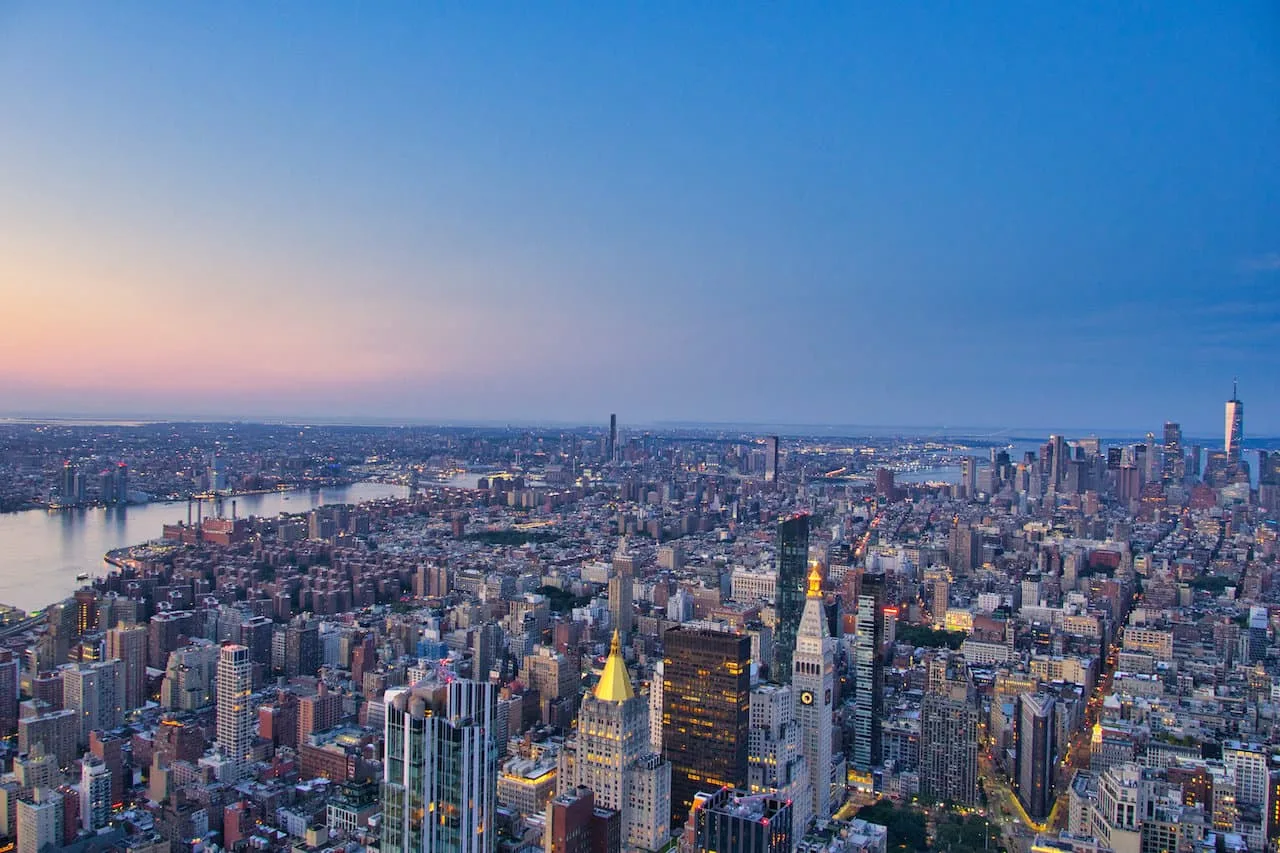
1163 421 1183 480
1015 692 1056 820
661 627 751 825
772 513 810 682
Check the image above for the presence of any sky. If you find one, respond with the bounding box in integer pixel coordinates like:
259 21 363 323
0 3 1277 434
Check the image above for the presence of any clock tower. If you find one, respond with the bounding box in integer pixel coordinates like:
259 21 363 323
792 562 834 825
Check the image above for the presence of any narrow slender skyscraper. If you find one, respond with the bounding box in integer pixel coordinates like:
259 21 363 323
609 538 634 639
216 643 253 780
772 513 810 681
1226 380 1244 465
851 572 884 775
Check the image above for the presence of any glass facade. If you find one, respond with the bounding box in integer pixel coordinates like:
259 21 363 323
772 513 810 682
662 627 752 825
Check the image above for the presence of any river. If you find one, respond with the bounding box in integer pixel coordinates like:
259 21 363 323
0 482 409 613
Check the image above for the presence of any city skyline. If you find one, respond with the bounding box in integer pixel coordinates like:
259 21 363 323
2 4 1277 429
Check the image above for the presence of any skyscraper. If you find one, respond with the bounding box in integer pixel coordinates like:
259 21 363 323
1048 435 1067 491
216 643 254 780
607 413 617 463
105 624 147 712
1144 431 1161 482
1226 380 1244 465
568 631 670 852
608 539 634 639
1015 692 1056 820
960 457 977 497
382 677 497 853
662 627 751 825
764 436 779 484
793 563 834 823
772 513 810 681
919 654 979 806
1162 422 1183 480
852 572 885 774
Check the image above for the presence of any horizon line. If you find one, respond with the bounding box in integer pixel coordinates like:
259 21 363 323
0 411 1273 444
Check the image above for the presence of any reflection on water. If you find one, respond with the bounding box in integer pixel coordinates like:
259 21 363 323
0 482 408 612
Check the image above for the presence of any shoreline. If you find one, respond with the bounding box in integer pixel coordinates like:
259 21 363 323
2 479 376 517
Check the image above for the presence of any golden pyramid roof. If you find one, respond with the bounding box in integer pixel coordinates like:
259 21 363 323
594 629 635 702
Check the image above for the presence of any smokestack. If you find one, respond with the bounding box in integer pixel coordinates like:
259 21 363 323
197 500 202 526
232 500 237 520
187 499 192 527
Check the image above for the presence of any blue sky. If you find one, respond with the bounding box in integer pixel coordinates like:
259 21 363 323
0 3 1276 433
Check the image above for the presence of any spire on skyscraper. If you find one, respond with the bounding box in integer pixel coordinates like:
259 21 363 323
594 629 635 702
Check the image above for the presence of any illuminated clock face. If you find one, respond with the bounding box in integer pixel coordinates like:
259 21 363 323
800 690 815 706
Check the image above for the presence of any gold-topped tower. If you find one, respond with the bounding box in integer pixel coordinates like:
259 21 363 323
594 629 636 702
807 561 823 599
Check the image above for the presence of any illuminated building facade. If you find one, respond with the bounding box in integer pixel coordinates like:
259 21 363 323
662 627 751 825
381 677 497 853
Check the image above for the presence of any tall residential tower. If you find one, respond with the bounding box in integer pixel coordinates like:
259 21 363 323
772 513 810 681
382 677 497 853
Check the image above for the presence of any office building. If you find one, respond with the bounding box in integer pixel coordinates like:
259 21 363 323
1015 693 1056 820
1143 431 1160 482
1162 422 1183 479
852 572 885 774
690 788 793 853
382 677 497 853
772 513 810 681
567 631 670 852
764 436 779 484
607 414 618 463
1049 435 1068 491
793 563 834 822
105 623 148 712
216 643 254 780
1226 381 1244 465
609 539 634 639
662 627 751 825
